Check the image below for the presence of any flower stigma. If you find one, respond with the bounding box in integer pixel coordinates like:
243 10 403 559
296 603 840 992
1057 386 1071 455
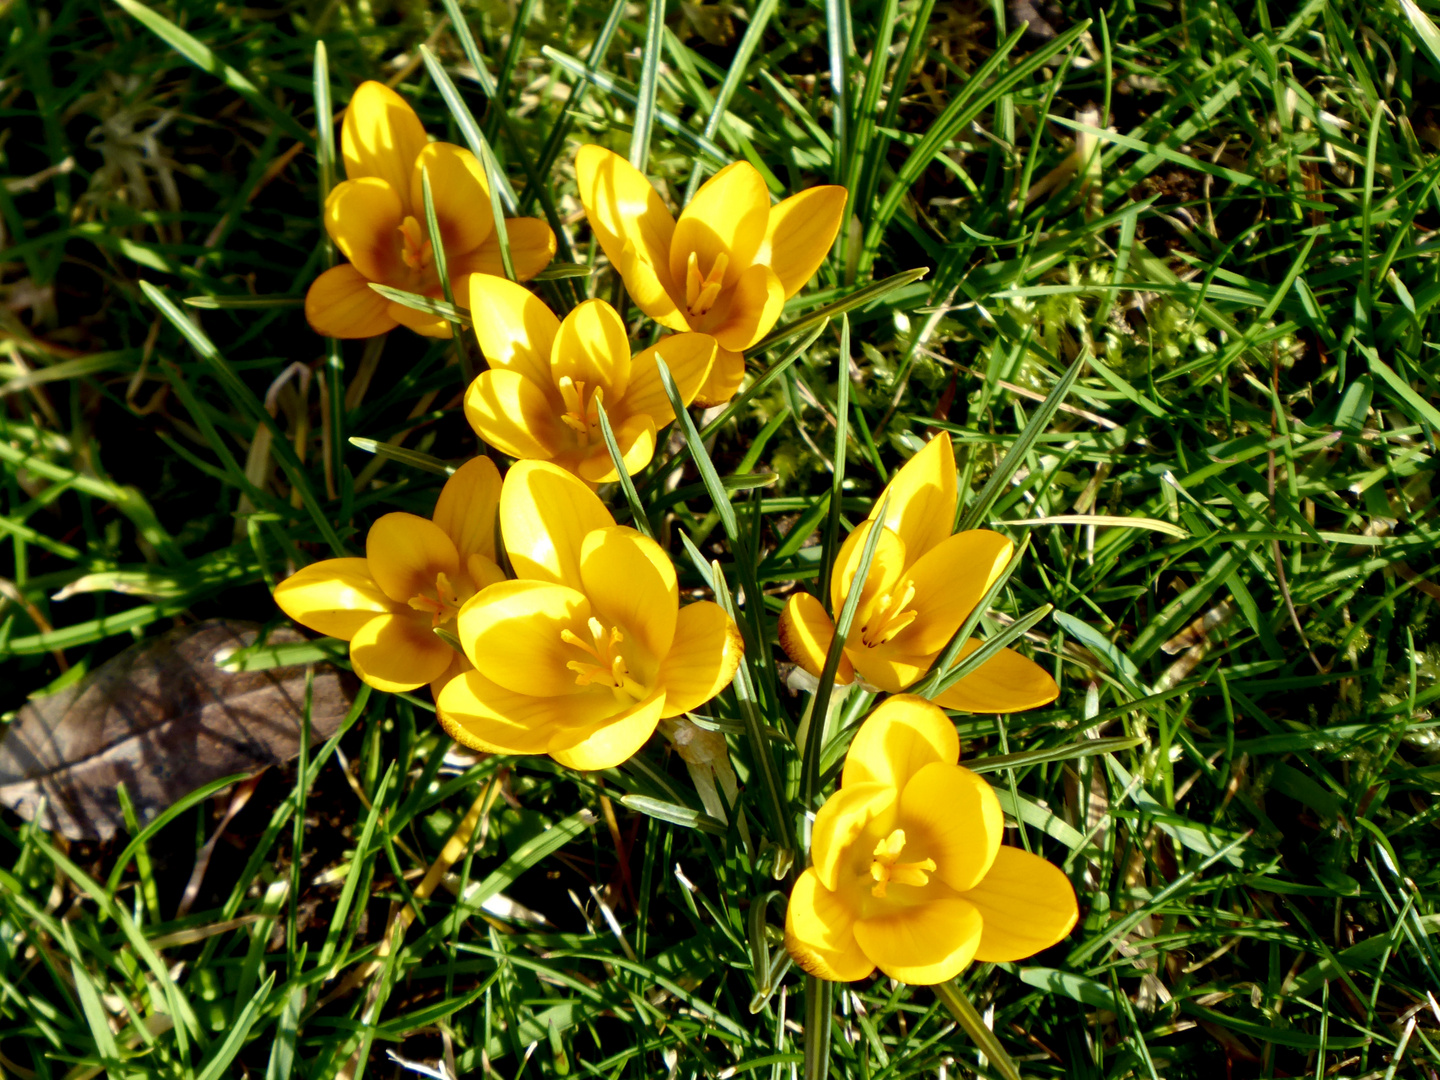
859 579 918 648
397 216 435 272
562 617 648 702
685 250 729 317
869 829 936 899
557 377 604 443
408 571 464 628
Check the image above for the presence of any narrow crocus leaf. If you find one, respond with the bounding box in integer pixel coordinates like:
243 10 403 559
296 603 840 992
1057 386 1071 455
655 356 738 543
749 267 929 354
347 438 456 477
922 604 1054 701
932 980 1023 1080
595 399 655 539
367 284 471 326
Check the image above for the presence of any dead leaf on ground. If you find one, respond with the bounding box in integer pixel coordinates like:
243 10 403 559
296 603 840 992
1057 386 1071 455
0 619 356 840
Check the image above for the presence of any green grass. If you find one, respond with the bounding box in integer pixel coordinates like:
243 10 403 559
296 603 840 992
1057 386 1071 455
4 0 1440 1076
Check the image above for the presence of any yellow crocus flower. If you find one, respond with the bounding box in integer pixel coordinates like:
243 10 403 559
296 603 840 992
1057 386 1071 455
575 145 847 405
778 432 1058 712
272 457 505 695
786 694 1078 983
436 460 744 770
305 81 556 339
463 276 717 483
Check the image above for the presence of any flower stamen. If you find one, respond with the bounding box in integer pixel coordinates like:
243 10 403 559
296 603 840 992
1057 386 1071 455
859 580 918 648
407 571 464 628
684 250 729 317
397 216 434 271
562 617 647 702
869 828 936 899
558 376 604 444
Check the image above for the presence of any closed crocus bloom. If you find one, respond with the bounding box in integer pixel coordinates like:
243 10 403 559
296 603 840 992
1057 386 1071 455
463 276 717 483
778 432 1058 713
575 144 846 406
306 81 556 339
272 457 506 695
786 695 1078 984
436 460 744 770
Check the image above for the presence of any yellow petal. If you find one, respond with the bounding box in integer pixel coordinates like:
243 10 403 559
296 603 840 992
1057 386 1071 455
621 333 717 426
810 781 895 892
341 80 429 199
324 177 404 283
829 522 907 629
553 299 631 400
869 432 958 563
889 530 1014 657
456 579 592 697
436 668 609 754
656 600 744 716
619 237 692 331
853 897 982 985
387 300 452 338
574 413 656 484
305 264 397 339
710 263 784 353
847 645 929 694
429 648 472 704
755 185 848 298
431 456 502 565
575 144 680 303
777 592 853 683
468 274 561 390
669 160 770 290
349 612 454 693
366 513 461 604
464 369 564 460
691 345 745 407
459 218 558 282
932 642 1060 713
577 526 678 662
898 762 1002 892
548 688 668 770
410 142 493 254
841 693 959 789
964 847 1079 962
273 558 399 640
499 460 616 588
468 553 507 591
784 869 875 982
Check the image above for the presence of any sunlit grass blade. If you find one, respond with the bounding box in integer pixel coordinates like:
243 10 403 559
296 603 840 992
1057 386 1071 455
595 398 654 539
749 267 928 355
629 0 667 172
367 284 470 326
654 356 737 544
183 294 303 309
347 437 456 476
933 980 1023 1080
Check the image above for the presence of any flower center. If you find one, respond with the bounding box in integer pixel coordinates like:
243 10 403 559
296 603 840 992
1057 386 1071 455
858 580 918 648
869 829 937 899
398 215 435 272
562 616 648 703
684 250 729 317
407 571 464 628
557 376 604 444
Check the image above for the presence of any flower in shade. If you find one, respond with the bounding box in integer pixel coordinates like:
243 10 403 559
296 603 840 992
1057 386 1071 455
575 144 846 406
463 276 717 483
777 432 1058 713
786 694 1078 984
306 80 556 339
436 460 744 770
272 457 504 695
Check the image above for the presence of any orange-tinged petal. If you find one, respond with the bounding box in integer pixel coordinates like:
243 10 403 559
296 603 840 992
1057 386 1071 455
810 781 895 892
437 668 611 754
457 579 591 697
669 160 770 289
468 274 560 390
841 694 958 789
548 688 667 770
853 897 982 985
620 333 717 426
366 513 461 604
575 144 678 298
575 413 656 484
889 530 1014 657
553 299 631 400
965 846 1079 962
387 301 452 338
324 177 405 283
458 218 557 282
464 369 564 460
578 526 678 661
305 264 397 338
755 185 848 298
410 142 493 254
829 522 907 627
777 592 853 683
341 80 429 199
619 237 692 331
784 869 875 982
710 263 784 353
273 558 399 640
869 432 958 564
432 456 502 565
656 600 744 716
691 345 745 407
349 612 454 693
932 642 1060 713
898 762 1002 892
499 460 616 588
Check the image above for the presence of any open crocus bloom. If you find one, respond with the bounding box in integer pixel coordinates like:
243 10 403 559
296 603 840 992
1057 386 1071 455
463 276 716 483
575 144 846 405
272 457 505 695
778 432 1058 712
306 81 556 339
786 695 1078 984
436 461 744 769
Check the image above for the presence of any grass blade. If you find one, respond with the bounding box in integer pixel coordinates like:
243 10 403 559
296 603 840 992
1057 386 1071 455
630 0 667 172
